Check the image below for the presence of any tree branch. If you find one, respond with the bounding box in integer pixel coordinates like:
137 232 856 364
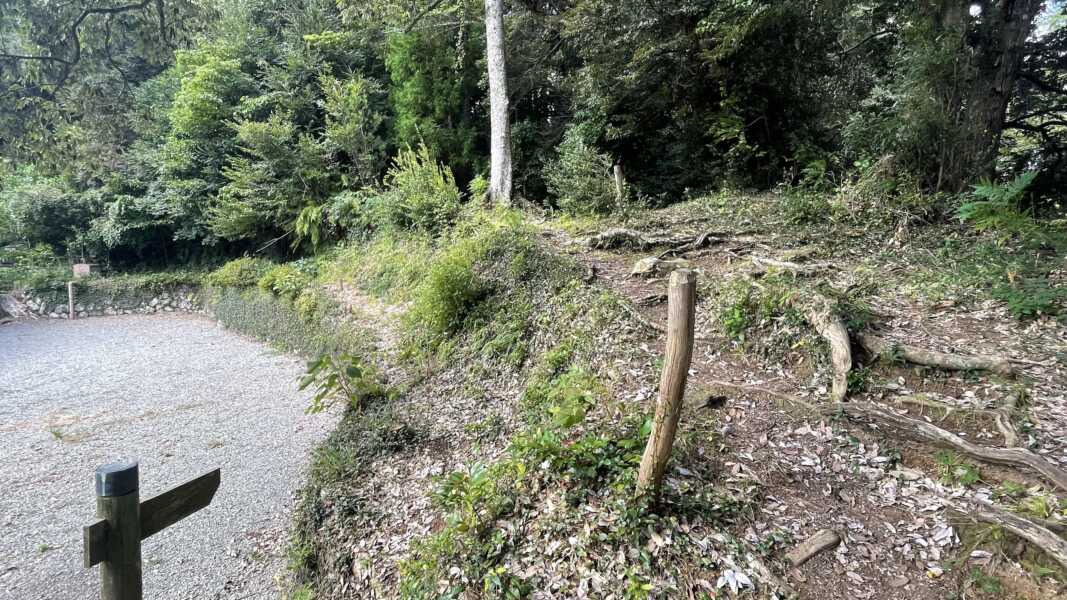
403 0 450 33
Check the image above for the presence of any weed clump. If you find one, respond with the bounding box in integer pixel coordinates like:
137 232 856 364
205 257 274 287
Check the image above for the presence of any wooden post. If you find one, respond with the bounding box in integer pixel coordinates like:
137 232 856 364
613 164 625 203
68 281 75 320
637 269 697 495
96 460 143 600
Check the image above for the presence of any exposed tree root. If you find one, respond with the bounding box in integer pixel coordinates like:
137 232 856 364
894 394 959 421
857 332 1015 377
751 256 834 276
705 381 1067 493
586 227 755 254
946 498 1067 571
994 394 1022 448
617 299 719 344
636 292 668 307
785 528 841 567
802 296 852 403
587 228 701 251
823 402 1067 493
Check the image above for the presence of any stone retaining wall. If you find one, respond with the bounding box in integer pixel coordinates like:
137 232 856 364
20 284 202 319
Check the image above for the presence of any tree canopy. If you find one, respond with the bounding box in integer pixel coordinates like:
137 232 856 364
1 0 1064 266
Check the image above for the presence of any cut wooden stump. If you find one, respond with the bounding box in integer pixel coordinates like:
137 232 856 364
857 332 1014 377
785 529 841 567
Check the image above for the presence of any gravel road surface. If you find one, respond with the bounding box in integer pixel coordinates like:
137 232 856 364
0 314 335 600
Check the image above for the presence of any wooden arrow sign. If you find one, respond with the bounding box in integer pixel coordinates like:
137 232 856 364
84 469 220 568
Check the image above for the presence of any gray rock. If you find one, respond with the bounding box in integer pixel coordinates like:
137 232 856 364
630 257 692 277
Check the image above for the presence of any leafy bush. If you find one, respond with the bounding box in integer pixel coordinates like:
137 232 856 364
958 172 1040 243
369 144 462 234
300 353 391 414
258 264 312 300
208 286 365 357
521 366 604 430
0 168 100 252
204 257 274 287
781 187 832 225
0 244 68 290
544 127 617 215
993 277 1066 319
406 234 489 342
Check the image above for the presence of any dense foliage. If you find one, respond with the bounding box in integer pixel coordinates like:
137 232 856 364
1 0 1064 271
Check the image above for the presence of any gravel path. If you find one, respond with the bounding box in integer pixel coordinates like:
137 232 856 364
0 314 336 600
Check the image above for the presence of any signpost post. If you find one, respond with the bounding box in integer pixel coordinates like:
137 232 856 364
83 460 220 600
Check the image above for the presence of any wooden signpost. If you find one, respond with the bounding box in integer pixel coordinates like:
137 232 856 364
83 460 220 600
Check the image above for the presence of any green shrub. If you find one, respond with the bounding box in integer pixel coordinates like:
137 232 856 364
0 243 68 290
208 287 364 357
521 365 604 430
958 172 1040 243
299 353 391 414
544 127 617 215
406 234 489 341
993 277 1065 319
781 188 832 225
205 257 274 287
369 144 462 234
258 264 312 300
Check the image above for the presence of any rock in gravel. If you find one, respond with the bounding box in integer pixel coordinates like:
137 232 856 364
785 528 842 567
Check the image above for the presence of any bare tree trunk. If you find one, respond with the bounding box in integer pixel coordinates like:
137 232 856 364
484 0 512 204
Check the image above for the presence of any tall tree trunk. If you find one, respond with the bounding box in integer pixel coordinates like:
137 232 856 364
939 0 1044 190
484 0 512 204
965 0 1045 182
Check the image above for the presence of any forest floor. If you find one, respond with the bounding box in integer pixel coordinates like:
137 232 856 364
298 191 1067 600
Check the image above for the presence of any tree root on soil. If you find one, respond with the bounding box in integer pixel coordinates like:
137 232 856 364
705 380 1067 494
707 379 1067 569
586 227 757 255
802 298 852 403
946 498 1067 571
857 332 1015 377
587 228 704 251
751 256 834 276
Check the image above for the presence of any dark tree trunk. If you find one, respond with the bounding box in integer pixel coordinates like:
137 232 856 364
966 0 1045 180
940 0 1045 190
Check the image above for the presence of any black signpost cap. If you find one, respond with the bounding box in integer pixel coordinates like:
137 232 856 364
95 459 139 497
